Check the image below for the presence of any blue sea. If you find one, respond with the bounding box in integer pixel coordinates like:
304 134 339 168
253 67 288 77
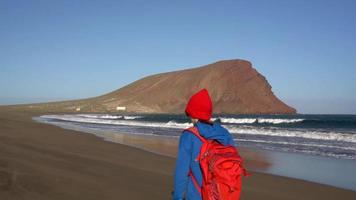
34 113 356 191
35 114 356 160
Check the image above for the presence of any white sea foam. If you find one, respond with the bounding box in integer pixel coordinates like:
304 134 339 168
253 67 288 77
257 118 304 124
165 120 192 128
123 116 143 120
41 115 191 129
76 114 143 120
219 117 304 124
220 118 257 124
77 114 122 119
226 125 356 143
234 138 356 151
40 115 356 143
235 142 356 160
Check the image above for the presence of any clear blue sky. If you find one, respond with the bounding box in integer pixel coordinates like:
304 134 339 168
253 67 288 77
1 0 355 114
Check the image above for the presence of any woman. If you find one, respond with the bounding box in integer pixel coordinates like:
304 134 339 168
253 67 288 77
173 89 236 200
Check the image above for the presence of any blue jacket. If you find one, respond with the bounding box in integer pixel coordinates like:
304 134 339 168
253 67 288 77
173 121 235 200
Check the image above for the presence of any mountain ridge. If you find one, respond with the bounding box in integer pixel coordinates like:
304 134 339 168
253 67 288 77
9 59 296 114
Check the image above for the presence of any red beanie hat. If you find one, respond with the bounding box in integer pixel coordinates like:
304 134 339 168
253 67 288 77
185 89 213 121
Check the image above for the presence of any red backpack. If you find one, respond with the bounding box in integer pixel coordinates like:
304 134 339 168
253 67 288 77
186 127 248 200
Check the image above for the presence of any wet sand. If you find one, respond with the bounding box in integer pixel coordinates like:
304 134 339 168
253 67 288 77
1 107 355 200
43 121 271 172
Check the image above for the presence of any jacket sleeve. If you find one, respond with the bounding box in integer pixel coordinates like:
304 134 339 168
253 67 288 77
173 131 192 200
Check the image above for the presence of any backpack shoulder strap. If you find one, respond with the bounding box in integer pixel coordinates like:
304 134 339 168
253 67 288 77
184 127 206 142
184 127 204 194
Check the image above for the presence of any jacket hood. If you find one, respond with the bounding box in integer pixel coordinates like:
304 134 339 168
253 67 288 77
196 121 231 146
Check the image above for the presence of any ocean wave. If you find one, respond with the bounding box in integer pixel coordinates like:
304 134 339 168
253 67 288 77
122 116 144 120
237 143 356 160
219 117 304 124
40 115 356 143
76 114 143 120
165 120 192 128
234 138 356 151
220 118 257 124
41 115 191 129
77 114 122 119
226 125 356 143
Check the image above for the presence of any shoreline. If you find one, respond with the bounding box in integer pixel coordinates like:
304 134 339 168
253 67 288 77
33 117 274 174
1 107 356 199
34 113 356 191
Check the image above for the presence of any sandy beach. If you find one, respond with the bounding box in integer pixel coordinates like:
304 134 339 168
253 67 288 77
1 106 355 200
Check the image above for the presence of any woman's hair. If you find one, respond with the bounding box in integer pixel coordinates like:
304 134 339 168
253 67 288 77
187 111 215 125
198 119 214 125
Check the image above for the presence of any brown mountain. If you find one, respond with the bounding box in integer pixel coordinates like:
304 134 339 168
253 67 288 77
19 59 296 114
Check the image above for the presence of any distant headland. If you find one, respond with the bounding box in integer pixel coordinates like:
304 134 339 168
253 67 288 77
8 59 296 114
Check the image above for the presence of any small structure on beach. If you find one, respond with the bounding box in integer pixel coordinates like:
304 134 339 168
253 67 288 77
76 107 81 111
116 106 126 111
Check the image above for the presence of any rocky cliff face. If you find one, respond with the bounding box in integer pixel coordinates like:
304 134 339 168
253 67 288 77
21 59 296 114
94 59 296 114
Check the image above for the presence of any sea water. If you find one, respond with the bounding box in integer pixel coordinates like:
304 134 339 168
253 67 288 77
34 114 356 191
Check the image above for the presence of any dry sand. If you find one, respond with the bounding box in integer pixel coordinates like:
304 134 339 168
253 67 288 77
0 107 355 200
